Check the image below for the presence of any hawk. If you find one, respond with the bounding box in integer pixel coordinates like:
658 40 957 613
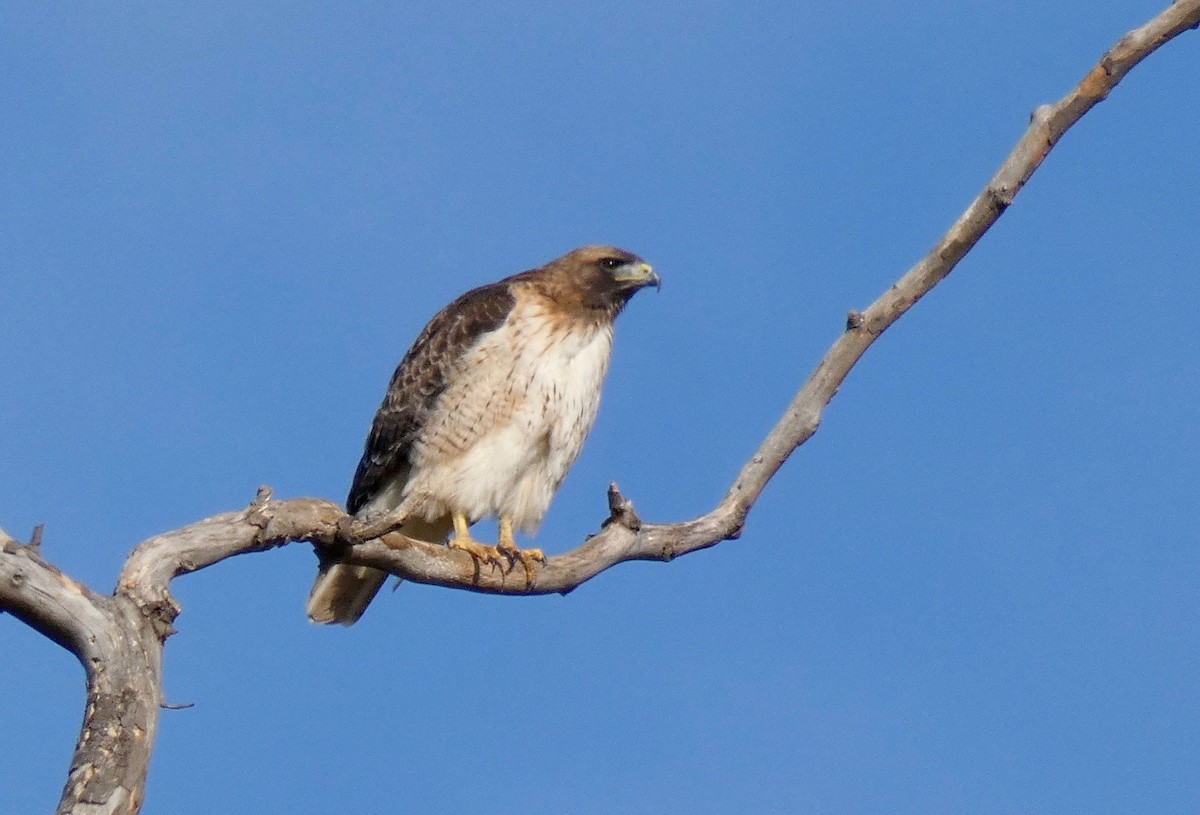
308 246 659 624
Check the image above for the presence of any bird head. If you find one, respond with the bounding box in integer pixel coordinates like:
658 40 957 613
545 245 660 314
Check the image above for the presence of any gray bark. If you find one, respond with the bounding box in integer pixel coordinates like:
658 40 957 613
2 3 1198 811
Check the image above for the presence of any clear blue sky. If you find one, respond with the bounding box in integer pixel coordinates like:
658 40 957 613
3 2 1198 813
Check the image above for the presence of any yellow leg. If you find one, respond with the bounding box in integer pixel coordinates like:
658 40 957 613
448 512 504 571
453 512 471 542
498 517 516 549
447 513 545 586
496 517 545 587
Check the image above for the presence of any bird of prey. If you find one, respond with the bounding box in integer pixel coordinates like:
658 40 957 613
307 245 659 624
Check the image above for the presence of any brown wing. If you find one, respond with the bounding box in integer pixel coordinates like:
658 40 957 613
346 277 523 515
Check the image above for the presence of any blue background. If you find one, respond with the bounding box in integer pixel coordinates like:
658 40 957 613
3 2 1198 813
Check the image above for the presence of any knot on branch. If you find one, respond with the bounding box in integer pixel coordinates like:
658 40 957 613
0 524 44 555
251 485 273 510
1029 103 1055 125
244 485 278 538
344 503 415 543
602 482 641 532
986 185 1014 212
134 593 182 640
321 510 418 568
240 488 344 555
847 309 886 337
335 516 364 548
313 516 364 568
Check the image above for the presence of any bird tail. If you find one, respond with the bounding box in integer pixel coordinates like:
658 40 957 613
305 515 452 625
306 563 389 626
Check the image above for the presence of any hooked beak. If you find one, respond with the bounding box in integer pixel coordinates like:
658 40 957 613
614 261 661 291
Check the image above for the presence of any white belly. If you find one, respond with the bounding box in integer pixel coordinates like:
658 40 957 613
408 301 614 531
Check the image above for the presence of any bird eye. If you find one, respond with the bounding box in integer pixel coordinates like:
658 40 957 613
601 257 624 270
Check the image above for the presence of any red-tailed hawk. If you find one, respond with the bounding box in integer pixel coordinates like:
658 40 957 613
308 246 659 624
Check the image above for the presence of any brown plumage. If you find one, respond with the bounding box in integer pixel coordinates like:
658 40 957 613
308 246 659 624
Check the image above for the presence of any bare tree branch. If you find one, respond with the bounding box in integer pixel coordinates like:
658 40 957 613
0 526 108 656
2 3 1197 813
1 528 163 815
123 0 1200 605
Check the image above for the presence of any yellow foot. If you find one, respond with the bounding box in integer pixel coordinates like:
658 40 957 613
497 540 546 587
449 535 506 572
448 513 546 586
497 517 545 587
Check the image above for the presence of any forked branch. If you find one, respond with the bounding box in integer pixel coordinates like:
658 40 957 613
1 3 1197 813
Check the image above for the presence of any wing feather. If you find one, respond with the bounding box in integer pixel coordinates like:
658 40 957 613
346 278 520 514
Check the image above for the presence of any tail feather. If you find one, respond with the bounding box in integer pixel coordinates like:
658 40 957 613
305 515 452 625
307 564 389 625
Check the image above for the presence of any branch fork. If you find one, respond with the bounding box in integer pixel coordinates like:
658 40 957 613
2 4 1198 812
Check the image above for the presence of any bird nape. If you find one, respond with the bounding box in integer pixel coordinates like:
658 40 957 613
307 245 659 625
